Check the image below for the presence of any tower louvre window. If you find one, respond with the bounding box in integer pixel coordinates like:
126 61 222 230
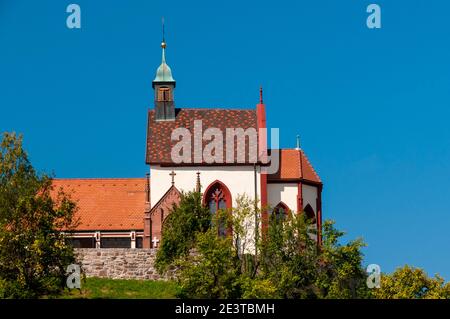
157 87 172 102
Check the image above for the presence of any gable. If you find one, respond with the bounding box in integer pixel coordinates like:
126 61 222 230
150 185 181 217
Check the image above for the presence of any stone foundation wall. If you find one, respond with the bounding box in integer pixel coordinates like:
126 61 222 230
75 248 176 281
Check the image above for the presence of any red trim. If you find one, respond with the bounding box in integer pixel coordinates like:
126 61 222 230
66 232 145 238
155 162 270 167
297 181 303 213
256 99 268 234
202 180 232 208
144 173 151 248
203 180 233 236
268 178 323 186
316 185 323 245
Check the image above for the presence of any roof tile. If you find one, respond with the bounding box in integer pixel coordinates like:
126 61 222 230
268 149 321 183
51 178 146 231
146 108 259 164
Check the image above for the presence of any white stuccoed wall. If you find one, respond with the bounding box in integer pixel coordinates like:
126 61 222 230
150 165 261 207
267 183 298 212
302 184 318 213
151 165 261 254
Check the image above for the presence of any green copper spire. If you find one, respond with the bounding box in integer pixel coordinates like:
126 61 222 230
153 20 175 84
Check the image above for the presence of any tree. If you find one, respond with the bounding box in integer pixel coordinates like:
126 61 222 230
173 194 371 299
0 132 77 298
176 228 241 299
155 191 210 272
372 265 450 299
258 209 321 298
314 220 370 298
176 195 262 298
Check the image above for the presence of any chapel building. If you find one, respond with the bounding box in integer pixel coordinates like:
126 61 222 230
53 38 323 249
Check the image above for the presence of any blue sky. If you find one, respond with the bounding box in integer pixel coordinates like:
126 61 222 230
1 1 450 279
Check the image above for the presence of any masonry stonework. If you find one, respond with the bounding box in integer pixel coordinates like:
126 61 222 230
75 248 176 281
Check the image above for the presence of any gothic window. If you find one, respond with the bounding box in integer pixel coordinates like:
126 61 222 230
157 87 172 102
204 181 232 237
271 202 290 221
304 204 316 223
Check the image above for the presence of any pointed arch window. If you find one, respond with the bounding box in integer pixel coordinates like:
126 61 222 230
271 202 290 221
203 181 232 237
304 204 316 223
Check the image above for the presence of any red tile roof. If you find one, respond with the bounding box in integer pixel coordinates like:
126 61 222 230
146 108 259 164
268 149 322 184
51 178 146 231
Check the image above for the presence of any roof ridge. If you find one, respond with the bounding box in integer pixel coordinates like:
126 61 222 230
300 150 322 183
53 177 147 181
298 149 303 179
150 107 256 112
182 108 255 112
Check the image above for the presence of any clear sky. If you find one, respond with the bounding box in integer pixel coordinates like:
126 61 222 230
1 1 450 279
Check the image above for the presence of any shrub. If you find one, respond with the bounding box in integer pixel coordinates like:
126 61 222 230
0 132 78 298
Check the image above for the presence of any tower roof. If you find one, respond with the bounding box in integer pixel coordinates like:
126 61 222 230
153 41 175 84
267 149 322 184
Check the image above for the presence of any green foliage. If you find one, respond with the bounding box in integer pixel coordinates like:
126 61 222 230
170 194 372 299
372 265 450 299
0 132 77 298
259 212 320 298
176 228 241 298
239 276 278 299
314 220 370 298
155 191 210 272
156 192 450 300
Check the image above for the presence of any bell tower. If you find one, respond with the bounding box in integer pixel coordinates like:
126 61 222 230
152 24 176 121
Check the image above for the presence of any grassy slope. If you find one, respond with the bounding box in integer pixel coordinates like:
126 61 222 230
59 277 179 299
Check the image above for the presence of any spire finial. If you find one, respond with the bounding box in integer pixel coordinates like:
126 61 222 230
196 171 201 193
161 17 166 48
295 135 301 150
259 86 263 104
160 17 167 65
153 17 175 85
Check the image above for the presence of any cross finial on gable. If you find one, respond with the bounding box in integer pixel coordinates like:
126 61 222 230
196 171 201 192
169 170 176 185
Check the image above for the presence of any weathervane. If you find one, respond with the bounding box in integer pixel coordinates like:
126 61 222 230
161 16 166 48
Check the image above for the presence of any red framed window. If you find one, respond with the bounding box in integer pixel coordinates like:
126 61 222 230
304 204 316 223
203 181 232 237
271 202 290 221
